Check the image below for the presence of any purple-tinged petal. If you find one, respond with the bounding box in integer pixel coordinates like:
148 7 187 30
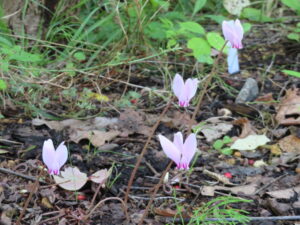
173 132 184 153
222 19 244 49
172 74 184 99
56 141 68 168
184 78 198 101
182 133 197 167
158 134 181 167
42 139 56 171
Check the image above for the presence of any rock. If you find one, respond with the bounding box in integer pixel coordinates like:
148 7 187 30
235 78 259 103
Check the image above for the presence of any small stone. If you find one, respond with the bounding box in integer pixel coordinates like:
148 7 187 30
235 78 259 103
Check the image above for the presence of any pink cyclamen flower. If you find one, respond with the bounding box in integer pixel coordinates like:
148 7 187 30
42 139 68 175
172 73 198 107
222 19 244 49
158 132 197 170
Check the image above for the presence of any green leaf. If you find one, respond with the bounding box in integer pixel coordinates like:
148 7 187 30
193 0 207 16
206 32 228 53
0 79 7 90
242 22 252 33
73 51 86 61
287 33 300 42
204 15 227 24
167 39 177 48
197 54 213 64
0 61 9 72
282 69 300 78
223 136 232 144
213 140 224 150
187 37 212 64
242 8 273 22
145 22 167 41
8 47 41 62
220 147 233 155
281 0 300 11
179 22 205 35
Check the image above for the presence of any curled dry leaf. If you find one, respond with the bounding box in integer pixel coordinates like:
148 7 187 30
53 167 88 191
233 118 256 138
89 168 112 187
266 186 300 199
201 183 257 197
276 88 300 125
231 134 270 151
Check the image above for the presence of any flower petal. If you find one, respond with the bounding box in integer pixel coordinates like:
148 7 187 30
55 141 68 168
182 133 197 167
173 132 184 153
42 139 56 170
158 134 181 166
185 78 198 100
172 74 184 99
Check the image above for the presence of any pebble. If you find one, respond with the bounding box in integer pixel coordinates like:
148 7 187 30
235 78 259 103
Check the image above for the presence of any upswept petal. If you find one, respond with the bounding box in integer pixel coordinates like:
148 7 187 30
56 142 68 168
42 139 56 170
222 19 244 49
185 78 198 100
182 133 197 166
172 74 184 99
173 132 184 153
158 134 181 166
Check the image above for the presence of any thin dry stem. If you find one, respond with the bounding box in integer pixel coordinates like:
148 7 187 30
124 97 174 204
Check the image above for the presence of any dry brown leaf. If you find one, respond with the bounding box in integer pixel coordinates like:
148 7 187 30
201 183 258 196
118 109 152 136
89 168 111 186
233 118 256 138
70 130 120 147
255 93 275 102
32 117 118 131
203 169 236 186
276 88 300 125
278 135 300 153
266 186 300 199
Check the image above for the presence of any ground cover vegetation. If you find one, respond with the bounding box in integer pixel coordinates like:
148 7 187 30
0 0 300 224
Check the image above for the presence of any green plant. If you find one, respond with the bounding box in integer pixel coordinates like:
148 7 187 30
188 196 252 225
213 136 233 155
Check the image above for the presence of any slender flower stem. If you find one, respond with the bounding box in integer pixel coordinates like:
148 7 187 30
124 97 174 204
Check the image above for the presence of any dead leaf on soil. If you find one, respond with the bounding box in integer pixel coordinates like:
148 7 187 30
255 93 275 103
276 88 300 125
53 167 88 191
203 169 235 185
118 109 152 136
278 135 300 153
233 118 256 138
199 117 233 142
230 134 270 151
266 185 300 199
201 183 258 197
70 130 120 147
89 168 112 187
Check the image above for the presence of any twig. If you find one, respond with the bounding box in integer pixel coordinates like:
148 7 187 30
124 97 173 204
88 178 108 214
138 161 173 225
0 167 47 184
163 215 300 223
254 173 288 195
84 197 129 222
16 169 44 225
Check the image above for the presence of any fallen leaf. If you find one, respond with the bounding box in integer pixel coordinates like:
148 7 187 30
276 88 300 125
89 168 111 186
199 117 234 142
53 167 88 191
266 186 300 199
203 169 236 185
70 130 120 147
255 93 275 103
233 118 256 138
0 149 8 154
253 160 268 167
201 183 258 196
231 134 270 151
223 0 250 15
278 135 300 153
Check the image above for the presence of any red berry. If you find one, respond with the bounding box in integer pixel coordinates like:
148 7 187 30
224 172 232 179
173 185 180 189
248 159 255 166
130 99 137 104
77 194 86 200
